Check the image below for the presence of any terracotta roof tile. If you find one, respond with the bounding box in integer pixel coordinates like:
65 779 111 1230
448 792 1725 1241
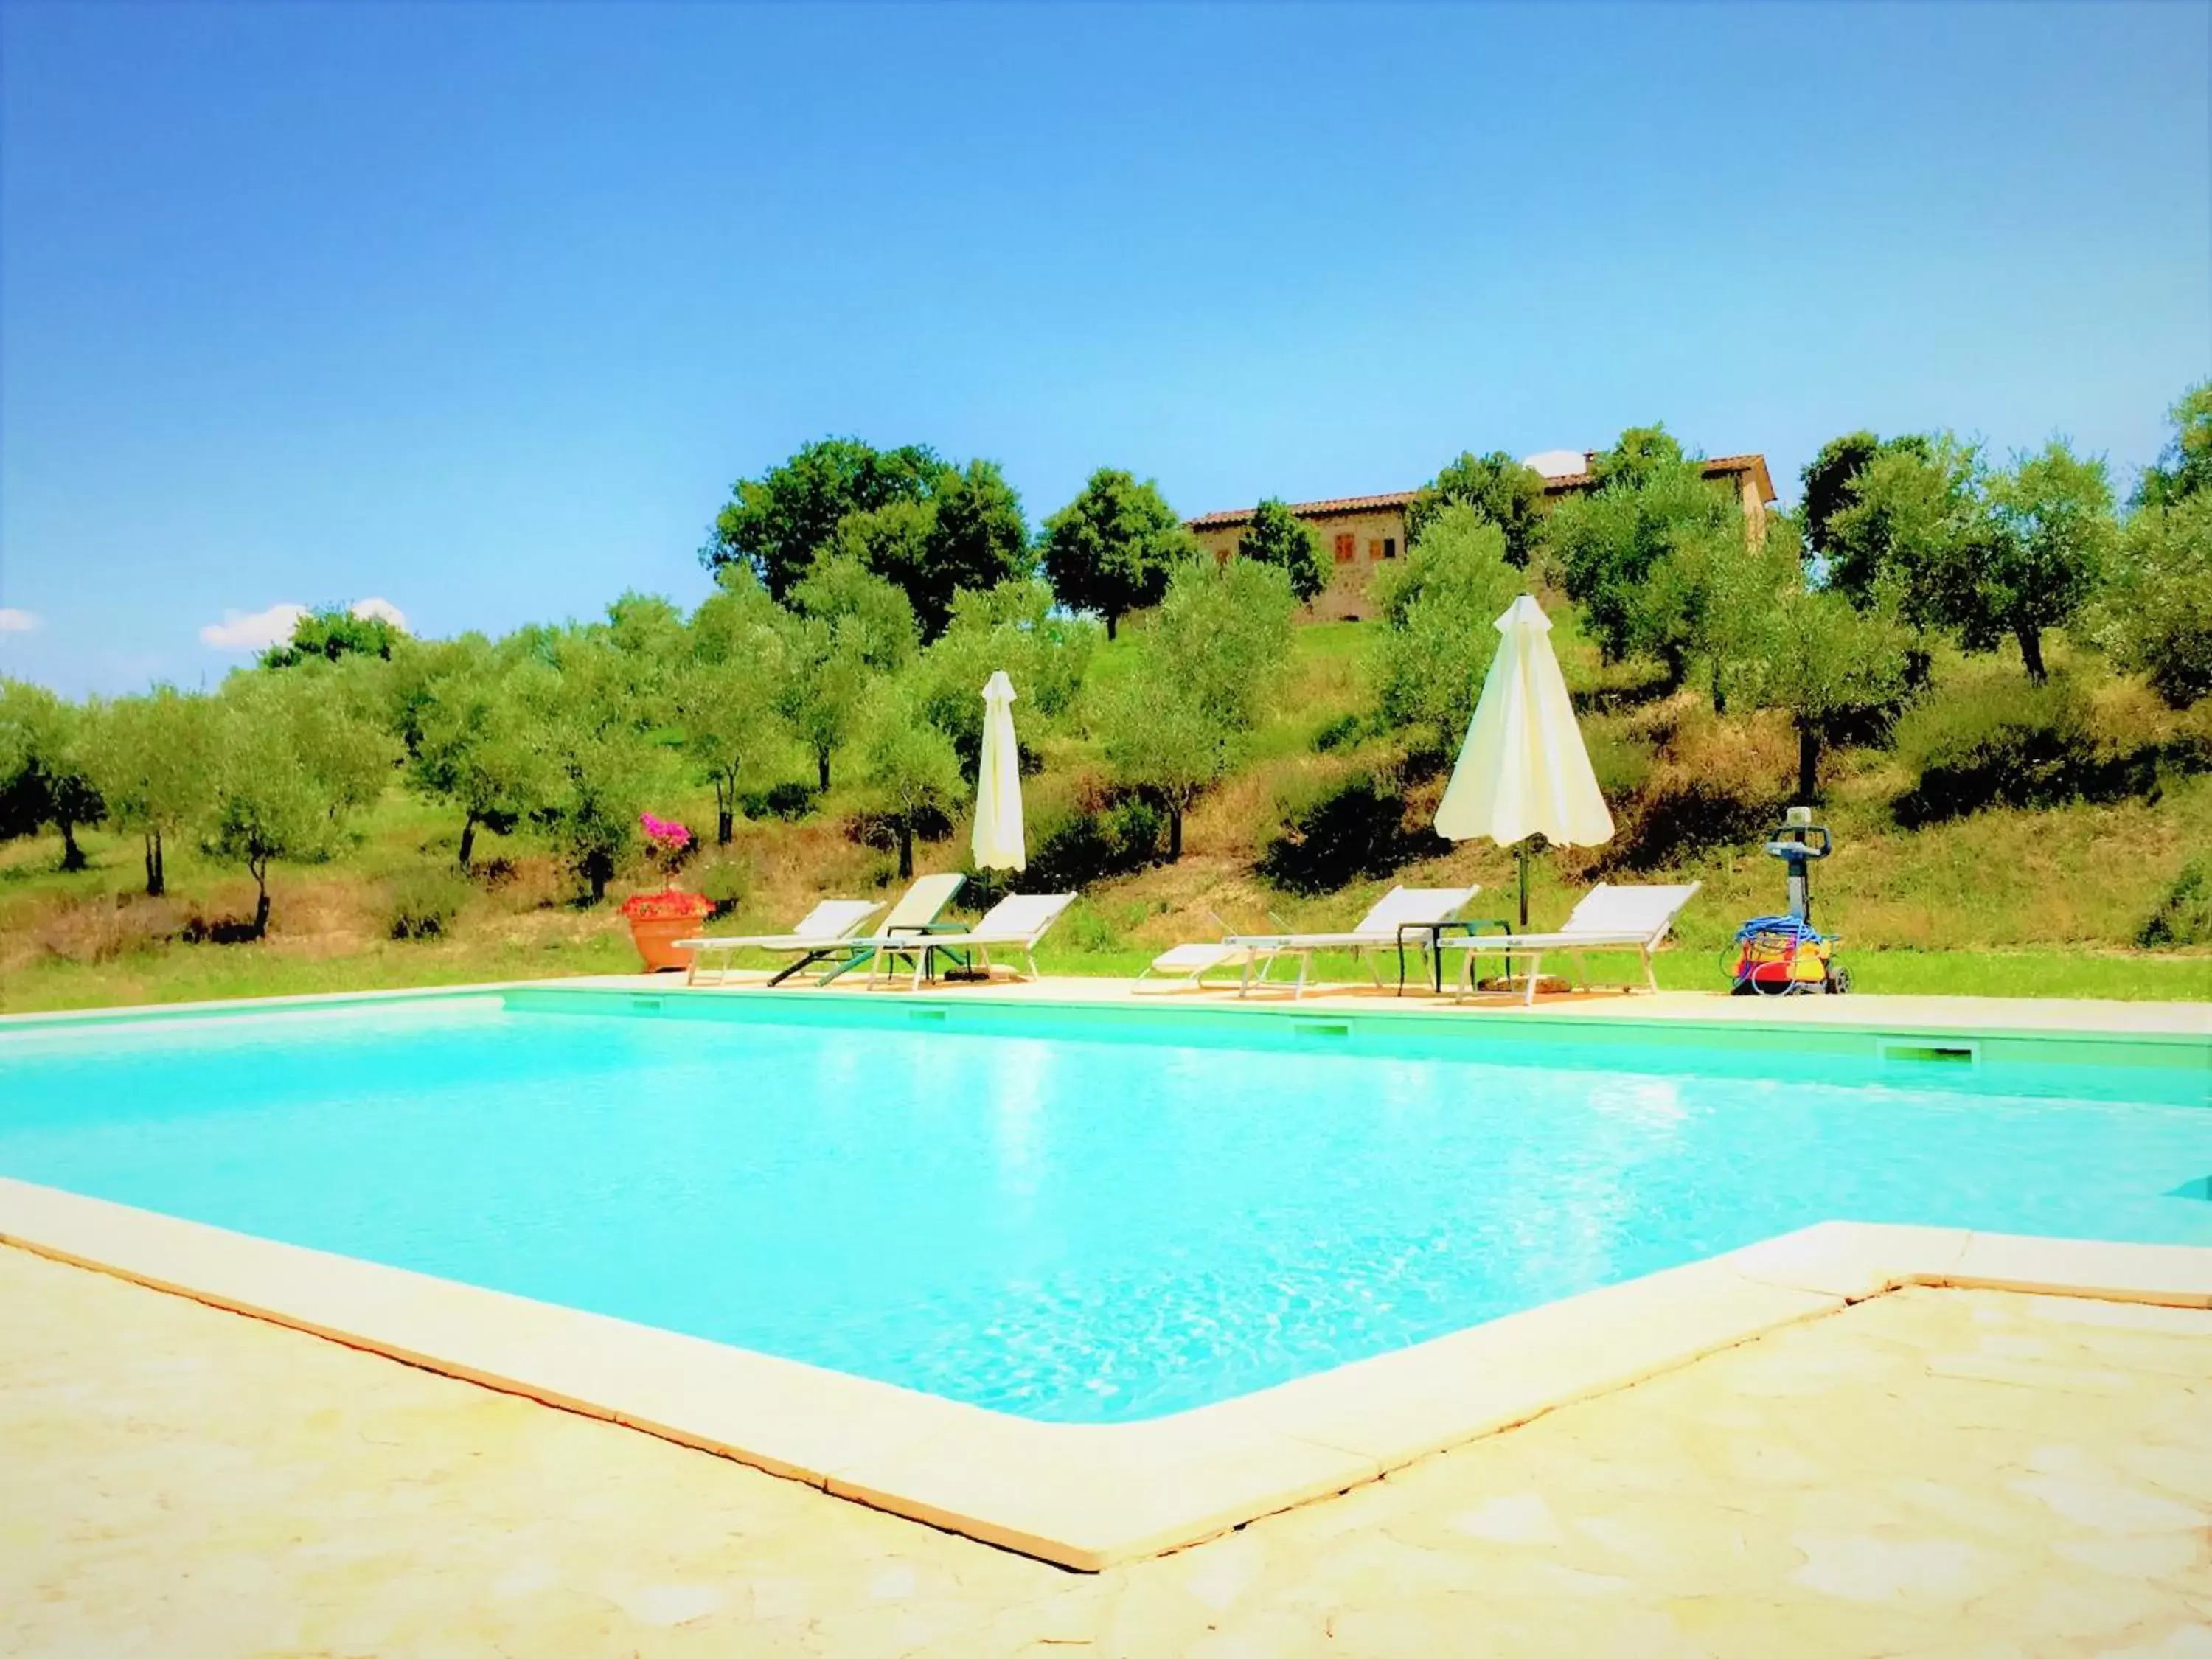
1186 490 1418 530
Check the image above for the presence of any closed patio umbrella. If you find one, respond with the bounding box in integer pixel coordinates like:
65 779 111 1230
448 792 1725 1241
971 669 1026 872
1435 594 1614 929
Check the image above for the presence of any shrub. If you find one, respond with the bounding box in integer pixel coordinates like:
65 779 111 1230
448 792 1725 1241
692 859 750 919
385 872 468 941
1312 712 1364 754
1891 676 2159 825
2138 860 2212 947
845 802 955 854
1023 796 1164 891
1603 710 1792 869
740 779 818 821
1259 771 1436 895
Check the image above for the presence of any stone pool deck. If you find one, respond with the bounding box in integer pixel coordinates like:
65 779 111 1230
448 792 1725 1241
3 1245 2207 1657
579 968 2212 1037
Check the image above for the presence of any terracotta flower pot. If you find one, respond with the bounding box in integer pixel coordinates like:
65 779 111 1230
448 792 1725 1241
627 914 698 973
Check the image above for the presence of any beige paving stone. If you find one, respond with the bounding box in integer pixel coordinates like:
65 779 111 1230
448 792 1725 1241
5 1251 2211 1656
1787 1529 2006 1604
2010 1474 2210 1534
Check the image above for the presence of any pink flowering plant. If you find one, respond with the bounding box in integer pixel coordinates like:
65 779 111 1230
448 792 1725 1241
639 811 694 875
620 814 706 925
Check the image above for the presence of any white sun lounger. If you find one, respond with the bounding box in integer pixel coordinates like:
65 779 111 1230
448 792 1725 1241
678 897 885 987
1133 941 1252 994
855 892 1078 990
1222 886 1479 998
1440 881 1702 1005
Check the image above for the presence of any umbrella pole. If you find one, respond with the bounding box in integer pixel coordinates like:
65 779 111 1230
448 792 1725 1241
1508 842 1528 990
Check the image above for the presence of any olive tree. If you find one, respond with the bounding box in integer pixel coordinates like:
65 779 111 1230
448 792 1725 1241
1094 673 1228 861
1405 451 1547 566
779 555 919 792
82 686 213 895
914 578 1099 768
204 675 396 936
680 571 792 844
1370 506 1523 755
1094 557 1294 858
1978 440 2117 684
1823 434 1999 641
1543 440 1744 686
1748 585 1913 799
0 678 105 870
858 677 964 877
2134 379 2212 510
2097 490 2212 707
406 647 555 870
529 632 659 902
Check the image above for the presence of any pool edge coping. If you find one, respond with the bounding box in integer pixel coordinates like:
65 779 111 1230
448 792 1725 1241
4 1176 2207 1571
4 973 2210 1045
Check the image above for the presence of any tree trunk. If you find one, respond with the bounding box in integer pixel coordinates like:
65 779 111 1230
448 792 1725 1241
458 814 478 872
896 824 914 878
816 750 832 793
2016 622 2047 684
59 820 85 872
142 833 159 897
251 860 271 939
714 777 734 846
1105 612 1119 641
1167 803 1183 861
153 832 164 896
1709 658 1728 717
1796 722 1820 802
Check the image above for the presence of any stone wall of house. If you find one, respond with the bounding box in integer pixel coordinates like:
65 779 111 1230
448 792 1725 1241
1735 474 1770 547
1190 507 1411 623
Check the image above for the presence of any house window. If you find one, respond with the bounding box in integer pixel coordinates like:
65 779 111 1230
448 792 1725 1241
1383 537 1397 559
1333 532 1356 563
1368 538 1385 562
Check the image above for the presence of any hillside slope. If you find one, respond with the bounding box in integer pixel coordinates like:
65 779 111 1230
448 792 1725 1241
4 622 2208 1012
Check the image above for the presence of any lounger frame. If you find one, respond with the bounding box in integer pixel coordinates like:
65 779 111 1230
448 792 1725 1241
1442 881 1702 1006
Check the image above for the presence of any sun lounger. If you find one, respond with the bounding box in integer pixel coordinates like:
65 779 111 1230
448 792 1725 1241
1222 886 1479 998
804 872 969 986
855 892 1078 990
1439 881 1701 1005
679 899 883 987
1133 941 1253 994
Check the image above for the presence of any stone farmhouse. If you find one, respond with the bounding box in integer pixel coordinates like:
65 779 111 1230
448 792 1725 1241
1186 451 1778 622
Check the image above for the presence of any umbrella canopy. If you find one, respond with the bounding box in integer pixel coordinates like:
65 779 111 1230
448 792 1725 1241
1436 596 1613 917
970 669 1026 872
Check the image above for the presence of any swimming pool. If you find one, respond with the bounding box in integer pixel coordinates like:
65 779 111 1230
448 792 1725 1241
0 990 2205 1424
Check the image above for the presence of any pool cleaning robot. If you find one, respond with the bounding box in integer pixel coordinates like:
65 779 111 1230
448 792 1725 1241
1729 806 1851 995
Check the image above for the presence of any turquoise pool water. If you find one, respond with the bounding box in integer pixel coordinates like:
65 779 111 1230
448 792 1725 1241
0 995 2205 1422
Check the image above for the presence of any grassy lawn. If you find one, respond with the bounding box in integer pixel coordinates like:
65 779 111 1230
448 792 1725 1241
4 932 2200 1016
1040 944 2210 1001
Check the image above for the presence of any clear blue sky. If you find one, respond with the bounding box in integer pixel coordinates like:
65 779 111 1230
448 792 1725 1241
2 1 2205 695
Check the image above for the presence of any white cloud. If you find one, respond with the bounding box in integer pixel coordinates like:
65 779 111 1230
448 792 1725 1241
349 597 408 632
0 608 41 633
201 602 307 651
